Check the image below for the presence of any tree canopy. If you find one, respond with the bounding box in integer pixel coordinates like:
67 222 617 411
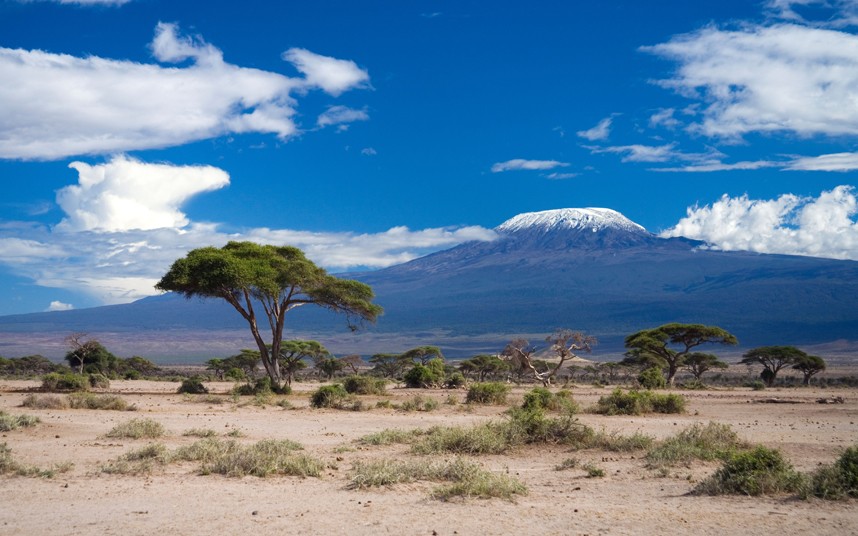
624 323 737 386
740 346 809 386
792 354 826 385
156 241 382 388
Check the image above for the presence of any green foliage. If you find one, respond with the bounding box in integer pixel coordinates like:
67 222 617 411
740 346 808 387
177 376 209 394
368 353 412 379
803 445 858 500
594 388 686 415
309 384 349 408
87 373 110 389
401 345 445 365
583 462 605 478
589 430 654 452
40 372 90 392
445 371 466 388
341 375 387 395
646 422 749 468
0 355 61 376
465 382 510 405
400 395 439 412
638 367 666 389
694 446 804 496
403 359 446 388
683 352 728 381
458 354 509 381
521 387 579 413
232 376 291 396
792 354 827 385
68 393 133 411
0 411 40 431
105 418 165 439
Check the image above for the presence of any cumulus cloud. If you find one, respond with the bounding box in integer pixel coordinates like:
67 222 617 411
47 301 73 312
491 159 570 172
55 155 230 232
662 185 858 260
577 117 613 141
644 23 858 139
0 23 370 160
317 105 369 128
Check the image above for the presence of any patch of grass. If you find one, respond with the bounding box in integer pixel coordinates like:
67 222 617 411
412 422 513 455
802 445 858 500
583 462 605 478
276 399 294 410
465 382 510 405
105 418 165 439
694 446 805 496
173 438 321 478
348 457 526 501
68 393 135 411
444 394 460 405
309 384 350 409
0 411 40 431
342 375 387 395
400 395 439 412
593 389 686 416
358 428 423 446
182 394 229 405
40 372 89 392
21 394 69 410
647 422 750 469
375 400 394 409
1 442 72 478
554 457 579 471
183 428 218 438
102 443 168 475
590 430 654 452
225 428 244 438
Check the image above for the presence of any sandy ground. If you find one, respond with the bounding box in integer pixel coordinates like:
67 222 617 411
0 380 856 536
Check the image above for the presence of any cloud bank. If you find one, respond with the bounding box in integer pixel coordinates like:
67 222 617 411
0 23 370 160
662 186 858 260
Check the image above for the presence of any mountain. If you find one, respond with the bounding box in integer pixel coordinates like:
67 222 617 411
2 207 857 360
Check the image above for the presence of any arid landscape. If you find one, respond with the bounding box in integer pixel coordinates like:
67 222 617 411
1 378 855 536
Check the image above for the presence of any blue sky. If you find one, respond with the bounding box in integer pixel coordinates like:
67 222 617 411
1 0 857 315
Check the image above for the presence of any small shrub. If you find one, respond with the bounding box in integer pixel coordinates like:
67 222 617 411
68 393 133 411
803 445 858 500
41 372 89 392
594 389 686 416
747 380 766 391
444 394 460 405
445 372 466 389
0 411 40 431
465 382 510 405
88 374 110 389
105 418 165 439
647 422 749 469
413 423 512 455
183 428 217 438
583 462 605 478
400 395 439 412
555 457 579 471
342 375 386 395
177 377 209 395
309 384 349 408
694 446 804 496
173 438 321 478
358 428 422 446
21 394 68 410
521 387 579 413
102 443 168 475
680 380 707 390
590 430 654 452
403 364 442 388
375 399 394 409
650 393 686 414
638 367 666 390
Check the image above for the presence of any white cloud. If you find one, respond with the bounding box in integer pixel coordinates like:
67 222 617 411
662 185 858 260
576 117 613 141
784 151 858 171
0 23 370 160
55 155 230 232
0 238 66 263
317 105 369 128
544 172 578 180
491 159 570 172
586 143 721 164
361 147 377 156
653 160 780 172
649 108 681 129
47 301 73 312
282 48 370 97
644 23 858 139
766 0 858 27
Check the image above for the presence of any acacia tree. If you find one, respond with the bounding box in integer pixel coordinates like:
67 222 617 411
278 340 329 385
401 346 444 365
740 346 807 386
792 354 826 386
683 352 729 381
501 330 596 386
64 333 116 374
156 242 382 390
624 323 737 386
458 354 509 381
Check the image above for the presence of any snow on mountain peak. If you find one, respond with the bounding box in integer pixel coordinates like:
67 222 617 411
496 208 647 235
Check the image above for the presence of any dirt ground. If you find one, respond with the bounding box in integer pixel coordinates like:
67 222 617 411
0 380 856 536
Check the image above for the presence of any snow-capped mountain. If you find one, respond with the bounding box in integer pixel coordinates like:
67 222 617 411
496 208 647 235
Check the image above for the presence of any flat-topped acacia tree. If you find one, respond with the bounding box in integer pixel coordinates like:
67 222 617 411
156 241 382 390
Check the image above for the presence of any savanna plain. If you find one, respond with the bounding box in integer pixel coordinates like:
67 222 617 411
0 378 856 536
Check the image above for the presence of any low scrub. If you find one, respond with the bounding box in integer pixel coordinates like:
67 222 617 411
231 377 291 396
465 382 510 405
348 457 526 501
589 430 654 452
342 375 387 395
646 422 749 468
173 438 321 478
802 445 858 500
102 443 168 475
358 428 423 446
68 393 134 411
400 395 439 412
40 372 89 392
694 446 804 496
105 418 165 439
0 411 40 432
521 387 579 414
182 428 218 438
593 389 686 416
21 394 69 410
309 384 350 409
1 442 72 478
177 377 208 395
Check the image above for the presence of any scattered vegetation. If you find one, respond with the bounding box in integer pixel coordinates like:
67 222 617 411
646 422 749 469
182 428 218 438
589 430 654 452
309 384 350 409
593 389 686 415
173 438 322 478
102 443 169 475
0 411 40 431
694 446 804 496
177 377 209 394
400 395 439 412
68 393 135 411
0 443 73 478
637 367 666 390
554 457 579 471
521 387 579 413
348 457 526 501
802 445 858 500
40 372 90 392
583 462 605 478
358 428 423 446
341 375 386 395
105 418 165 439
21 394 69 410
465 382 510 405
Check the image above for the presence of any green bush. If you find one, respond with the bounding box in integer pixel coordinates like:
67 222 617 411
88 374 110 389
0 411 40 432
177 377 209 394
400 395 439 412
694 446 804 496
231 377 291 396
638 367 666 389
403 363 443 388
41 372 89 392
521 387 579 413
646 422 749 468
465 382 510 405
803 445 858 500
445 372 466 389
309 384 349 408
342 375 386 395
594 389 686 415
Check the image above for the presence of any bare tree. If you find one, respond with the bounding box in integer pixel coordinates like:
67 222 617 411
501 330 596 386
64 332 102 374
